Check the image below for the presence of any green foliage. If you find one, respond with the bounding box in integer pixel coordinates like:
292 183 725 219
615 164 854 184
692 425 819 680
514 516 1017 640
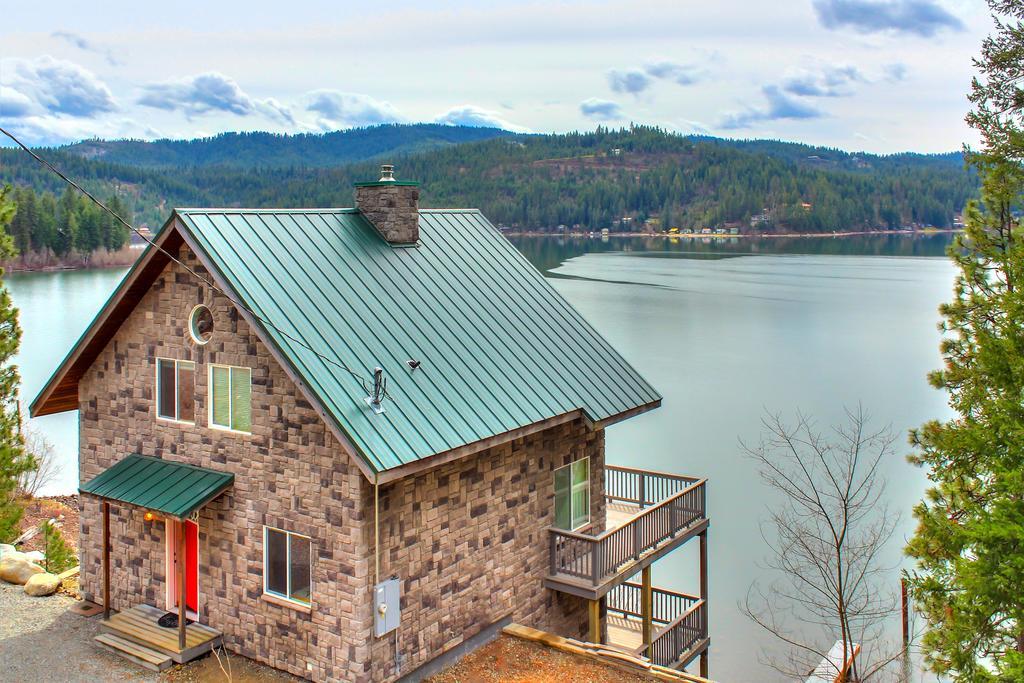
0 126 974 235
0 186 30 543
906 3 1024 680
40 520 75 574
4 184 130 259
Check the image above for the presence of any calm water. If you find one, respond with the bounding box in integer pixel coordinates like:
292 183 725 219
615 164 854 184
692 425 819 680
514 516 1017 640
10 233 956 682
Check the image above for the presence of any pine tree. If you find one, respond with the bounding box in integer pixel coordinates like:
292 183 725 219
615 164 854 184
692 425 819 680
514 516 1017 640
905 3 1024 680
0 187 31 543
40 520 75 573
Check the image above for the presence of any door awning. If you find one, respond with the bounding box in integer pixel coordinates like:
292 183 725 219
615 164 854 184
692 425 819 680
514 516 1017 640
81 454 234 519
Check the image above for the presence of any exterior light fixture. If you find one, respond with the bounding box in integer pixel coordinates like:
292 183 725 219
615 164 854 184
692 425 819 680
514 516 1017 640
143 511 156 522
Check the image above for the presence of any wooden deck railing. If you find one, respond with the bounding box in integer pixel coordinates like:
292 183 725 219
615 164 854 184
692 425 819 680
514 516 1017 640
604 466 700 509
648 597 707 668
606 581 697 626
606 582 707 668
549 469 706 588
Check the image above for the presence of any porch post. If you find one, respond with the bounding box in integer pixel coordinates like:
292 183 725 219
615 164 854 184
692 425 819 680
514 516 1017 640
588 598 601 643
102 501 110 620
641 565 653 658
178 519 187 651
699 529 709 679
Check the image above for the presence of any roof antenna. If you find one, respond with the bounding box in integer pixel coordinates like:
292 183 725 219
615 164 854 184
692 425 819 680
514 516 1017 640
365 367 387 415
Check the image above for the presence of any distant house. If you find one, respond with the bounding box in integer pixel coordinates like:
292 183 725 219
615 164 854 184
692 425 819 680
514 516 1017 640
31 166 711 681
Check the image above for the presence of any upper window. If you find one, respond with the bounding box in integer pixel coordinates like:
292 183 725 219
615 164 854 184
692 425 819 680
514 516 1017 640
264 527 311 605
189 305 214 345
156 358 195 423
209 364 252 433
554 457 590 531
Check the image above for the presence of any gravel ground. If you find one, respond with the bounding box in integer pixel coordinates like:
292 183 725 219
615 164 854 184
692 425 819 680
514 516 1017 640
0 581 158 682
0 581 299 682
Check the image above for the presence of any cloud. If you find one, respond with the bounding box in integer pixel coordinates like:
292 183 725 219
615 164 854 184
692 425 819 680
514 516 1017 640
305 90 403 129
51 30 121 66
579 98 624 121
883 63 908 82
433 105 528 132
0 56 116 119
719 85 825 129
608 68 653 95
137 72 294 125
643 60 705 86
608 59 707 95
812 0 965 37
780 65 864 97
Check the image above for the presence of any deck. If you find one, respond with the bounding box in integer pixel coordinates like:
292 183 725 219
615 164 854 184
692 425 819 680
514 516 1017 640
605 581 709 669
546 466 708 599
98 604 222 664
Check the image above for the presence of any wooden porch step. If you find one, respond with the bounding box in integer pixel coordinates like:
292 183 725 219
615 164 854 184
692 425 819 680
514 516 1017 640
94 633 174 672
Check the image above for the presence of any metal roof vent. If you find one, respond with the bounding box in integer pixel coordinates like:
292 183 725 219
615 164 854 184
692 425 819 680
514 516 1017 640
379 164 396 182
365 367 387 414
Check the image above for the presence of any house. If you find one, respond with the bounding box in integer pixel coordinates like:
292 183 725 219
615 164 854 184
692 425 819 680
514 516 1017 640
30 166 710 682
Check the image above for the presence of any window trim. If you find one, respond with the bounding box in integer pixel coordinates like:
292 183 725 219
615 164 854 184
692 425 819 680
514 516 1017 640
188 304 214 346
554 457 591 531
262 525 312 607
155 357 195 425
208 363 252 434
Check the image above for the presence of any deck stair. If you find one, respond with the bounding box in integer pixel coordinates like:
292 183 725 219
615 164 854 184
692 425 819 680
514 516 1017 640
96 604 222 665
94 632 173 672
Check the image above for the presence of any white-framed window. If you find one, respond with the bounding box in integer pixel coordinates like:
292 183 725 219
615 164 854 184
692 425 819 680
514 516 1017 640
554 457 590 531
189 305 214 345
209 364 252 433
263 526 311 605
156 358 195 423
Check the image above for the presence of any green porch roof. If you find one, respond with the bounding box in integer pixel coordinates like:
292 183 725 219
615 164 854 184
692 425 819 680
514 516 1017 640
81 454 234 519
173 208 662 474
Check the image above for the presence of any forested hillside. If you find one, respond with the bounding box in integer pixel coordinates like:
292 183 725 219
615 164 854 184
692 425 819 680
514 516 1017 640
64 124 512 168
0 125 976 266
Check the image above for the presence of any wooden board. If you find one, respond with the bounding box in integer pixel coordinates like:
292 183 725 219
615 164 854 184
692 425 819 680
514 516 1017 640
94 633 173 672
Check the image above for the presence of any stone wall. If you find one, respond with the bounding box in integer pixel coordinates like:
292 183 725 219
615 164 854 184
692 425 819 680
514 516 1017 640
76 239 604 681
78 245 372 681
362 421 606 680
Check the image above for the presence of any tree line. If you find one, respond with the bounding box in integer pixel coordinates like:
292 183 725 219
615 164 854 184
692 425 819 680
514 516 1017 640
4 185 131 259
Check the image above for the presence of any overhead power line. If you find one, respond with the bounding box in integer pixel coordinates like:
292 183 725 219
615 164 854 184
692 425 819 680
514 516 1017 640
0 126 385 399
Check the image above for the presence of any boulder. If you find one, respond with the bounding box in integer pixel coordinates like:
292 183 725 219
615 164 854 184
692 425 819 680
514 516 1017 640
23 550 45 563
0 543 15 558
0 555 45 585
24 572 60 597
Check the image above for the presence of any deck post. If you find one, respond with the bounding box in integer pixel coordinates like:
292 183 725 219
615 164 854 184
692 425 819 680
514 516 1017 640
641 565 653 658
178 519 187 651
588 598 601 644
699 529 709 678
102 501 110 620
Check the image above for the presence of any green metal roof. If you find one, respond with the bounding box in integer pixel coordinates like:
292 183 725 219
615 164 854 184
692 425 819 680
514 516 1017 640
80 454 234 518
172 208 661 474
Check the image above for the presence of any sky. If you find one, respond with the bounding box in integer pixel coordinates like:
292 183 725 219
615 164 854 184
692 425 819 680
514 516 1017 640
0 0 993 154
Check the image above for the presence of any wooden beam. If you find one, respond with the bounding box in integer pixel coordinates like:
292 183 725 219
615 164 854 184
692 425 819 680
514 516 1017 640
178 520 187 651
699 530 708 679
588 598 601 644
641 565 653 657
102 501 110 620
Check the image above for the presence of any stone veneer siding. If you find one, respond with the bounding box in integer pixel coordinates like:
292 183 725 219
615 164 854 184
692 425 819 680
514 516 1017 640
77 242 603 681
354 184 420 244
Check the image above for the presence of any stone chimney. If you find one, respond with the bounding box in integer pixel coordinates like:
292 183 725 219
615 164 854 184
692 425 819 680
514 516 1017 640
354 164 420 245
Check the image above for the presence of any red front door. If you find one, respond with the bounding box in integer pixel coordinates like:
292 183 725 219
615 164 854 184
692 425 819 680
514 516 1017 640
171 520 198 613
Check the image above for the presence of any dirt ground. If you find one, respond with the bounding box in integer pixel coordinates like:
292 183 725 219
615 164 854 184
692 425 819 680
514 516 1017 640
426 635 657 683
15 494 80 554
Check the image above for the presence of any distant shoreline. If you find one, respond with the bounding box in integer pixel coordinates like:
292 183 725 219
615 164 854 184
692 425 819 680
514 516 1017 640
505 228 962 239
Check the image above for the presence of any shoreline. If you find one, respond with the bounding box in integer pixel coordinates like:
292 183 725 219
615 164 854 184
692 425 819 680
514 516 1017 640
505 228 962 239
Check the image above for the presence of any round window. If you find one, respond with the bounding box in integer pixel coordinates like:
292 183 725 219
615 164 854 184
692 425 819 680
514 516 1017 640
189 305 214 345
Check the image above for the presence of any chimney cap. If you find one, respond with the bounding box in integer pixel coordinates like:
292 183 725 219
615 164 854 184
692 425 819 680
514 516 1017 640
353 162 420 188
379 164 395 182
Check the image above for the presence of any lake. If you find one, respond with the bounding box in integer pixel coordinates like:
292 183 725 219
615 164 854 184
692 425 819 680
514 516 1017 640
11 233 956 682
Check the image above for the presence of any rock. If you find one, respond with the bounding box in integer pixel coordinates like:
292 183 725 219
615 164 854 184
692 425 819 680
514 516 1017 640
24 572 60 596
0 543 15 558
0 555 45 585
23 550 45 563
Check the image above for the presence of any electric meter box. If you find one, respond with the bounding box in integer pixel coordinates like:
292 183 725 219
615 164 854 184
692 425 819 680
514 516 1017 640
374 578 400 637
